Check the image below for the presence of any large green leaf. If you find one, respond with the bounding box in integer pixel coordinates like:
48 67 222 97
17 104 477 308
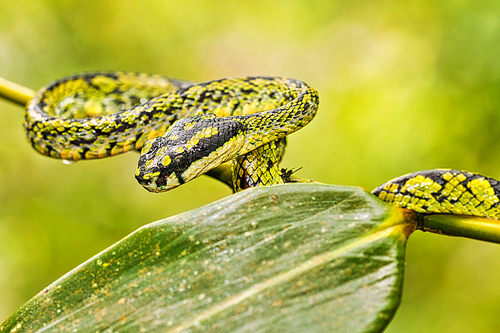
1 184 414 332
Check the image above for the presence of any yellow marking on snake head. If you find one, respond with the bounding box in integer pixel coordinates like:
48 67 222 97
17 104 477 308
209 127 219 136
145 158 156 170
174 147 185 154
185 127 220 149
158 146 169 156
141 140 153 154
185 136 200 149
161 155 171 167
184 122 195 130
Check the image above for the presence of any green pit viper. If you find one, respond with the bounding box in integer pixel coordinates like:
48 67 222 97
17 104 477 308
23 71 500 219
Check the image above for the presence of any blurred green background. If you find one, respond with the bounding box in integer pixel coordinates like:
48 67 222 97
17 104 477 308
2 0 500 331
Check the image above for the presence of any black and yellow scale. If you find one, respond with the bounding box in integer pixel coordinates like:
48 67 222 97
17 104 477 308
24 71 500 219
372 169 500 219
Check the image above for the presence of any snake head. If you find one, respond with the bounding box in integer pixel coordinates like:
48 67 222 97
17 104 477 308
135 115 246 192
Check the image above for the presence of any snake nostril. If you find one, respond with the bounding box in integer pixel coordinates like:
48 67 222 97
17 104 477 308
156 175 167 187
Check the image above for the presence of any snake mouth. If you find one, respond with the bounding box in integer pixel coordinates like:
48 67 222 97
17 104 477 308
136 170 184 193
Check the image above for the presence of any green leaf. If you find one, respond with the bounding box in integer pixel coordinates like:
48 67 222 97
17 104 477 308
1 184 415 333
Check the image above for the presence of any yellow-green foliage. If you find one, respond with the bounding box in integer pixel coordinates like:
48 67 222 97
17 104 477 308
1 1 500 332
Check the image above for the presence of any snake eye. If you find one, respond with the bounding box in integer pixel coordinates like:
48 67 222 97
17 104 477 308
173 155 189 171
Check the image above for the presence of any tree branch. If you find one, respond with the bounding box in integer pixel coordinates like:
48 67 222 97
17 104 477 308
0 76 35 106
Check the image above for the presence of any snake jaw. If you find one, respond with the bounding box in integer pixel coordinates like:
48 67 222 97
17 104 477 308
140 173 182 193
135 116 246 192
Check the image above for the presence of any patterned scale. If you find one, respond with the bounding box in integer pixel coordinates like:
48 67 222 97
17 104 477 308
372 169 500 219
231 138 287 192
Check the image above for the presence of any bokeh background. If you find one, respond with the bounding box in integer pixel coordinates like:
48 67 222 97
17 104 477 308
2 1 500 331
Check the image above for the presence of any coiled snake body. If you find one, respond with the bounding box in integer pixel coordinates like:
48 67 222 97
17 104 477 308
25 72 319 192
24 72 500 219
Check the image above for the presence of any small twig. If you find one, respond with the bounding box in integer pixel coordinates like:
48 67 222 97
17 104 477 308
0 76 35 106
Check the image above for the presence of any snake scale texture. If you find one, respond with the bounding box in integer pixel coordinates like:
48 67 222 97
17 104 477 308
23 71 500 219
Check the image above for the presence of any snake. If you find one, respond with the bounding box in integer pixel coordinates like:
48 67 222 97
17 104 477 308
372 169 500 219
24 71 319 192
23 72 500 219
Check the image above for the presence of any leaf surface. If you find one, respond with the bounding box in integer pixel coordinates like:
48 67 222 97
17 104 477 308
1 184 414 333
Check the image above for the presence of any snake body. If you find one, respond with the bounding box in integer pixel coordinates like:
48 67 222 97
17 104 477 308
24 72 500 219
372 169 500 219
25 72 319 192
25 72 192 160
